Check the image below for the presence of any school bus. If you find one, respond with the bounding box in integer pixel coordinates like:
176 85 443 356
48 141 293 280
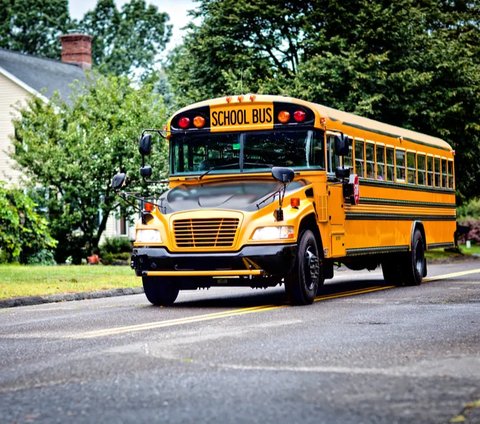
116 94 456 306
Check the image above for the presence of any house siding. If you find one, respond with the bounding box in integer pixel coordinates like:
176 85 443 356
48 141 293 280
0 72 30 186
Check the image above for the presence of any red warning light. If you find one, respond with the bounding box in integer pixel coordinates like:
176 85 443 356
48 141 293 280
178 116 190 129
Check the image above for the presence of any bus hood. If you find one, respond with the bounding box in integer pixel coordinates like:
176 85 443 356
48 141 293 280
159 179 306 213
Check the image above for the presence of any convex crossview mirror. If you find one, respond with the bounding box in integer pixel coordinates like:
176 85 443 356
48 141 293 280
111 172 126 190
271 166 295 184
139 134 152 156
140 165 153 178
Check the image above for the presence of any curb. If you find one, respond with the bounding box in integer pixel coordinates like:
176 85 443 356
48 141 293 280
0 287 144 309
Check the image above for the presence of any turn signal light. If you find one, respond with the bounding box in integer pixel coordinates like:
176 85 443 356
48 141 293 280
278 110 290 123
290 197 300 208
193 116 206 128
178 116 190 129
144 202 154 212
293 110 306 122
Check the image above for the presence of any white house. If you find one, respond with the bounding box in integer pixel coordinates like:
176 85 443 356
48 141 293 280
0 35 130 240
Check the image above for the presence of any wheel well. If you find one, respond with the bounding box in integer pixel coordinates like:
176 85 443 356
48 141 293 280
412 221 426 249
299 214 323 254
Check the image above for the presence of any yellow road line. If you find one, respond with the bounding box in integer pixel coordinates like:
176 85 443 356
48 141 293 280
73 268 480 339
424 268 480 283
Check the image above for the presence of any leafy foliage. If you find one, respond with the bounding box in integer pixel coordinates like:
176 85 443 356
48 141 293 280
78 0 172 79
167 0 480 201
0 0 71 58
12 73 168 263
0 184 56 263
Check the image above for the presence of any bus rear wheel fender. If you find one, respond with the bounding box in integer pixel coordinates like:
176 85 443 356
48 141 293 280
382 228 426 286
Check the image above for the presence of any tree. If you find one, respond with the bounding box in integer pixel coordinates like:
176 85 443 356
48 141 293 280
12 74 168 263
0 0 71 58
78 0 172 79
0 183 56 263
167 0 480 201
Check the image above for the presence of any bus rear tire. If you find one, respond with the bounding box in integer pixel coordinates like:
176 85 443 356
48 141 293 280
382 229 425 286
285 230 322 305
142 276 179 306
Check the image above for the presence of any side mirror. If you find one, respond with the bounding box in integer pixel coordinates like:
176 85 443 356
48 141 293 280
140 165 152 179
271 166 295 184
111 172 126 190
139 134 152 156
334 134 349 156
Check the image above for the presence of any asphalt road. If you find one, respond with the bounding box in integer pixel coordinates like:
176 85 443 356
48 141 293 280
1 261 479 424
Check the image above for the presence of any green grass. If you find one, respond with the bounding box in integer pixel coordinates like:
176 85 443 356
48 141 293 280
425 244 480 261
0 265 141 300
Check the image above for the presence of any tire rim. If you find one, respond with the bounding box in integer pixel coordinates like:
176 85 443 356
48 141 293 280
304 246 319 289
415 241 424 275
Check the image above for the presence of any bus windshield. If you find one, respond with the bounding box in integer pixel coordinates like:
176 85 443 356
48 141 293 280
170 129 325 175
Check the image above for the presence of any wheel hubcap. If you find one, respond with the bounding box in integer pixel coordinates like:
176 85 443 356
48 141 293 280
304 246 319 289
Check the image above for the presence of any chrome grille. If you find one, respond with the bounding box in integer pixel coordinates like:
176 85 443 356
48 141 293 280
173 218 239 248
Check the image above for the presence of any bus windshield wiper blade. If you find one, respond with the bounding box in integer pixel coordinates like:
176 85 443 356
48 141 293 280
198 162 273 180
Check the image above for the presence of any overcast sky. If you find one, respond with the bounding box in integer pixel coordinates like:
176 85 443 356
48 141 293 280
68 0 196 51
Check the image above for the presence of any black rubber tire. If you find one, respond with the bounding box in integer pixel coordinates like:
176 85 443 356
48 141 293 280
382 230 425 286
403 229 425 285
285 230 322 305
142 276 179 306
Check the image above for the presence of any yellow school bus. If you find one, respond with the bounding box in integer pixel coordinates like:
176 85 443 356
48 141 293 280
124 94 456 306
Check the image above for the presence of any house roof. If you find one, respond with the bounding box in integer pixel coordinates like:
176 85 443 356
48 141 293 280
0 48 87 103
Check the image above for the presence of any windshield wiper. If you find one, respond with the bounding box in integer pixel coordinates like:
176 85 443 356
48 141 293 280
198 162 273 180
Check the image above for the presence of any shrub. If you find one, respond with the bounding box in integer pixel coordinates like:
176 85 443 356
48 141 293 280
457 198 480 220
0 184 57 263
100 237 132 255
457 219 480 244
26 249 56 265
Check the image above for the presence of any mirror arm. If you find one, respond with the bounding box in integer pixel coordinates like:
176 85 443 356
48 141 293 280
142 128 168 140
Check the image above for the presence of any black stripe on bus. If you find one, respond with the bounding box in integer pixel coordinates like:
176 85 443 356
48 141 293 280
357 179 455 194
342 121 452 151
359 197 456 209
346 245 410 256
427 242 456 249
346 213 456 221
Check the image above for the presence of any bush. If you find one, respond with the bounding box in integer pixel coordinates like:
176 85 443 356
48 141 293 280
100 237 132 255
457 198 480 220
0 184 57 263
457 219 480 244
26 249 56 265
100 251 131 265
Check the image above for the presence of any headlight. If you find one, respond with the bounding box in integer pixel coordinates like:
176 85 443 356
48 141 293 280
136 229 162 243
251 226 294 241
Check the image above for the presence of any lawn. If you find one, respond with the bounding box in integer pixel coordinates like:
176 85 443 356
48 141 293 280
0 265 141 300
1 245 478 301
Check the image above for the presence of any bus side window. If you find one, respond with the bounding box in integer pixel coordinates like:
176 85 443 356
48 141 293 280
376 144 385 180
427 155 434 186
354 139 364 178
327 135 340 172
434 157 441 186
417 154 426 185
407 151 416 184
386 146 394 181
441 158 447 188
365 142 375 178
396 149 406 182
447 159 454 188
342 137 353 169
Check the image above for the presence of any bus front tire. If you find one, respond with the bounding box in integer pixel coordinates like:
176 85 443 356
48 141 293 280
142 276 179 306
382 229 425 286
285 230 323 305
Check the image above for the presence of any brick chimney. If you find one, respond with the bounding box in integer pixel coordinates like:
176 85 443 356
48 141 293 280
60 33 93 70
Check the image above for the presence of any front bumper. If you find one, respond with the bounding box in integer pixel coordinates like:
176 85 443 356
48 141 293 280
131 244 297 280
